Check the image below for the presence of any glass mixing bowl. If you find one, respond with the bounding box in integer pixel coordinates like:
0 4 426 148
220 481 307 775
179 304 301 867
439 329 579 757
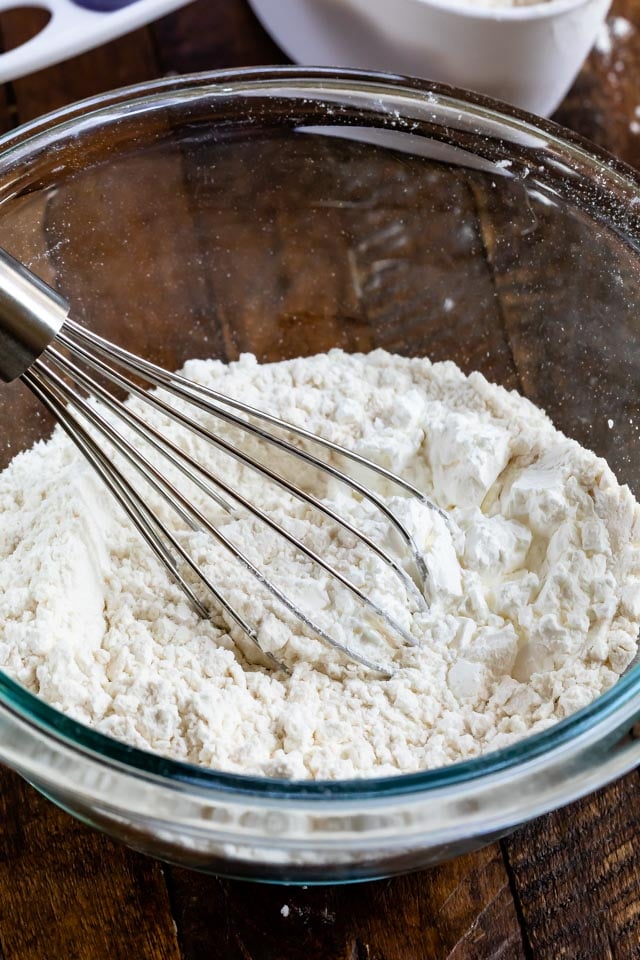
1 67 640 884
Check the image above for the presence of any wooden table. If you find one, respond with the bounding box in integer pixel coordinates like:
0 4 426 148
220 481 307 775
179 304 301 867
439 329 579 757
1 2 640 957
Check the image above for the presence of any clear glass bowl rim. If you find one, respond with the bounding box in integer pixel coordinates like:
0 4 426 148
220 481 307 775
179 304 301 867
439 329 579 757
1 65 640 801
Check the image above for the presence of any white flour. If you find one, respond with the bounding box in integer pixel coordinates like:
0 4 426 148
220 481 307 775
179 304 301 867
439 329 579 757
1 349 639 780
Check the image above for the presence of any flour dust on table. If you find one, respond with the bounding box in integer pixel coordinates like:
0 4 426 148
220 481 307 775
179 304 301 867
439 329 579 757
0 349 639 780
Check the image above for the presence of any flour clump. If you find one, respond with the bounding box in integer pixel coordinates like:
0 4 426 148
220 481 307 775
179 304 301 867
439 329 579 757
0 349 639 780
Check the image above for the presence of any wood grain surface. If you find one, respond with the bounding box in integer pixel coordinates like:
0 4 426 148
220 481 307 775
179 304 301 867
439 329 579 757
0 1 639 958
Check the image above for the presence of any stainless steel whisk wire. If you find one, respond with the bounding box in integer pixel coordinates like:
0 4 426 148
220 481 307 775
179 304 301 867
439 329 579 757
0 248 440 675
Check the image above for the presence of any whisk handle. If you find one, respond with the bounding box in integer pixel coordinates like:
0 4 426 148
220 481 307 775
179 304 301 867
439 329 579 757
0 248 69 383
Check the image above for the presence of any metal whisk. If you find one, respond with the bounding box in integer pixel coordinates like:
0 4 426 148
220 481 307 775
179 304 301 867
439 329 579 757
0 248 441 675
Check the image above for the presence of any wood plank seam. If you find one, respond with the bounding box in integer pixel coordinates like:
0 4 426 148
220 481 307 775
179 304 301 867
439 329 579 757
499 839 536 960
464 177 527 399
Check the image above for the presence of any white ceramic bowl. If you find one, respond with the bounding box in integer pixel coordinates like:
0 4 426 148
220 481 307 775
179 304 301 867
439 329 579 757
248 0 611 116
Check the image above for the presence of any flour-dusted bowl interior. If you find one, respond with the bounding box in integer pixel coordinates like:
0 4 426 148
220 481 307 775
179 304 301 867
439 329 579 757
1 68 640 883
